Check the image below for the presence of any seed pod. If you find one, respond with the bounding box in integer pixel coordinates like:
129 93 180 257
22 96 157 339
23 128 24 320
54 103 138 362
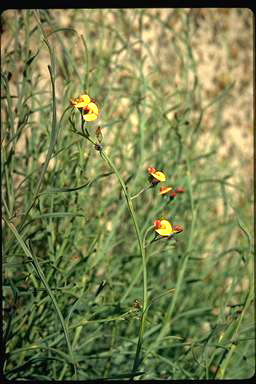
96 126 103 143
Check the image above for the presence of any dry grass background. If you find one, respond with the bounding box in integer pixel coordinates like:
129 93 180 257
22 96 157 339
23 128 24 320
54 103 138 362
2 9 253 247
1 8 253 186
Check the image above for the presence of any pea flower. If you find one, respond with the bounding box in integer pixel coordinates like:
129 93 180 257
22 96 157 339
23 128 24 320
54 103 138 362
70 94 91 108
159 187 176 201
175 187 185 193
160 187 185 200
70 94 99 122
160 186 172 195
154 219 183 237
147 167 166 185
82 102 99 122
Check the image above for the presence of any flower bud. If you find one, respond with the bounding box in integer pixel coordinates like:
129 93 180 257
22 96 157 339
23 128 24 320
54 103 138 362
173 225 183 233
175 187 185 193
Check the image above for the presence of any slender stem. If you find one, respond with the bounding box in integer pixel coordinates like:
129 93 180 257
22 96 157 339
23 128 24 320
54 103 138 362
143 225 154 248
130 185 152 200
99 148 148 377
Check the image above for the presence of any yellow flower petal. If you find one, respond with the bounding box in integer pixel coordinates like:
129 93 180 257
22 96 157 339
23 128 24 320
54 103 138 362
80 94 91 104
74 101 89 108
71 94 99 121
87 102 99 115
83 113 98 122
160 186 172 195
70 94 91 109
82 102 99 121
155 220 173 236
151 171 166 182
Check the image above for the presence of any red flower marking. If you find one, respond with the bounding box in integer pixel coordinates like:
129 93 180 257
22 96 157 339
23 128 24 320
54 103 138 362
148 167 156 174
154 220 162 229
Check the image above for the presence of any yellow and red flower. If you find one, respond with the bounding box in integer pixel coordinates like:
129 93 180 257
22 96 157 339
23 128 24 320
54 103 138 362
147 167 166 185
70 94 99 122
154 219 172 236
82 101 99 122
154 219 183 237
70 94 91 108
160 186 172 195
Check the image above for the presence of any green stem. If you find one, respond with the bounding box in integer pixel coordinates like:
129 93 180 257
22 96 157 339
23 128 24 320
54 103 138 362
3 217 77 379
130 185 152 200
99 148 148 377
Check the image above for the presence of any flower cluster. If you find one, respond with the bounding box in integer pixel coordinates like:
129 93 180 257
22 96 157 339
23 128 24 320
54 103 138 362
154 220 183 237
160 186 185 201
147 167 166 185
70 94 100 122
70 93 184 240
147 167 184 238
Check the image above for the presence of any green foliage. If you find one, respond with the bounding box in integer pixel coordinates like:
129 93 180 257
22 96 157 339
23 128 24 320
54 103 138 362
2 9 254 380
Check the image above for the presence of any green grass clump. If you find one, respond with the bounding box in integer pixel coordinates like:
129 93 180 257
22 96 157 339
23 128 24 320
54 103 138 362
2 9 254 380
